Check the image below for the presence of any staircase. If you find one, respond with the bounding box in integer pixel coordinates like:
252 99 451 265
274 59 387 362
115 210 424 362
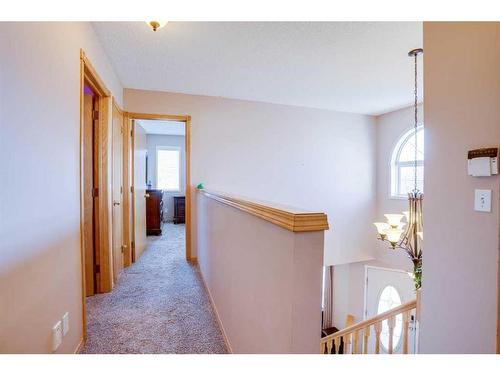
320 298 419 354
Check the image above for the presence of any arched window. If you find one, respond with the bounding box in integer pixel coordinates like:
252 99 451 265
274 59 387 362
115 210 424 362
391 126 424 198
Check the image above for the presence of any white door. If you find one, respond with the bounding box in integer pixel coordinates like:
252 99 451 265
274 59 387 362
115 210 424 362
364 266 417 354
133 120 148 261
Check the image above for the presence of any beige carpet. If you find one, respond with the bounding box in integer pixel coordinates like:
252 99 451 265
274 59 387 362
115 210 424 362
81 223 228 354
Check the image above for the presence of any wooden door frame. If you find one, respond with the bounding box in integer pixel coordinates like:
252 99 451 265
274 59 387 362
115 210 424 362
79 50 115 341
111 99 125 281
126 112 193 261
498 181 500 353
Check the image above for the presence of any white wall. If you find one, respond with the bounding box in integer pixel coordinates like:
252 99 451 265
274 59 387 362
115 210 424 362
420 22 500 353
197 192 324 353
124 89 377 266
331 105 422 328
146 134 186 221
0 22 123 353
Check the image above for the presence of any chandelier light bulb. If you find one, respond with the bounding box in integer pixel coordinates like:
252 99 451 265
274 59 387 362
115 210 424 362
386 228 403 246
384 214 404 227
374 222 390 238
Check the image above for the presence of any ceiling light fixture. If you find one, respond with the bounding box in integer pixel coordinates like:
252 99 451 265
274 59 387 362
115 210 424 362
147 21 167 32
374 48 423 290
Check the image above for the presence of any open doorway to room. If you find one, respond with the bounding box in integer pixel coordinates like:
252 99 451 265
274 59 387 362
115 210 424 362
82 82 99 297
128 114 191 263
80 51 115 301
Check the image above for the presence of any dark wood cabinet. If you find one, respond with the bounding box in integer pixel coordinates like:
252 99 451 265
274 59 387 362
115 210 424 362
173 196 185 224
146 189 163 235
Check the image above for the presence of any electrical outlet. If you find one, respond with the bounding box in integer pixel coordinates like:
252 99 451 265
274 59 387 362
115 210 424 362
52 320 63 352
62 312 69 336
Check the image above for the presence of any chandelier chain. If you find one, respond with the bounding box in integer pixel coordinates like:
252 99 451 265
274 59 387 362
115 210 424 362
413 52 418 192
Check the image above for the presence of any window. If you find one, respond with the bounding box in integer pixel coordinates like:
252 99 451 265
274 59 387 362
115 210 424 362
391 126 424 198
377 285 403 352
156 147 181 191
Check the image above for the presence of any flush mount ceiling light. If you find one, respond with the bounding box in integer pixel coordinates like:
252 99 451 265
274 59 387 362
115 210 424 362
147 21 168 32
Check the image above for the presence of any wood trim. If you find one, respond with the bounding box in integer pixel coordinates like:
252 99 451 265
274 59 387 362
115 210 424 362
320 299 417 344
200 190 329 233
74 337 85 354
197 260 233 353
130 119 136 262
79 50 87 341
79 49 114 340
126 112 193 261
185 116 192 261
122 113 132 267
96 96 113 293
125 112 189 122
80 50 111 97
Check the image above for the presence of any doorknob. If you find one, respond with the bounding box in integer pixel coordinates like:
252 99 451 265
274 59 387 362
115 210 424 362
113 201 120 206
144 193 150 198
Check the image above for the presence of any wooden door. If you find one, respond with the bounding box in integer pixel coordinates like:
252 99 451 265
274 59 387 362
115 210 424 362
133 121 148 261
111 104 124 282
83 89 96 296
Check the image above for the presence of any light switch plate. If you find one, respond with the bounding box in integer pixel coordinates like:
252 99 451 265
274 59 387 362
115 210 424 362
62 312 69 336
52 320 63 352
474 189 492 212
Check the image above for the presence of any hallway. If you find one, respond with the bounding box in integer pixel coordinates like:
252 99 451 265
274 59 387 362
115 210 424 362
82 223 228 354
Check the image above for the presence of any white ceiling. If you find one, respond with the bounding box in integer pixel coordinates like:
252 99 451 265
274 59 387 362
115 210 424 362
93 22 423 115
137 120 185 136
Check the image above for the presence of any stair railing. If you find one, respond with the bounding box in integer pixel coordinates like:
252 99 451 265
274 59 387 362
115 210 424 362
320 298 417 354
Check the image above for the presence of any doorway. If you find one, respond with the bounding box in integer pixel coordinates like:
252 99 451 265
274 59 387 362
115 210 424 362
127 113 192 262
80 50 118 342
82 83 98 296
364 266 417 354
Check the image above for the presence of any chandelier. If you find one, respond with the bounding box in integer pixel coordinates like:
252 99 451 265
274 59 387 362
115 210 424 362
374 48 423 290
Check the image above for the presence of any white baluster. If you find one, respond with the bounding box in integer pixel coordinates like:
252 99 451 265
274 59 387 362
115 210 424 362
402 311 410 354
363 326 370 354
387 315 396 354
374 321 382 354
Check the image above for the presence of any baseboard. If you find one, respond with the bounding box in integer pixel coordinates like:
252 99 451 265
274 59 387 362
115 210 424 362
198 268 233 354
74 337 85 354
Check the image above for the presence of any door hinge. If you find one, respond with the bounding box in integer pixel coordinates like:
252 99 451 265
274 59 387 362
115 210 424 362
92 110 99 121
93 187 99 198
131 186 134 194
130 129 133 137
94 264 100 274
120 186 123 194
131 241 135 250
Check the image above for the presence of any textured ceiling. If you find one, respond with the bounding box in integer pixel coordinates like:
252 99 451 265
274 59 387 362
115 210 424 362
93 22 423 115
137 120 185 136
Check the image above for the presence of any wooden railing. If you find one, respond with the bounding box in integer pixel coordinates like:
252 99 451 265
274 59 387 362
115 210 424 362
200 189 329 232
320 299 417 354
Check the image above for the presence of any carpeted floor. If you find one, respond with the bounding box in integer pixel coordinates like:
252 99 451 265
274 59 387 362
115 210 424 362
81 223 228 354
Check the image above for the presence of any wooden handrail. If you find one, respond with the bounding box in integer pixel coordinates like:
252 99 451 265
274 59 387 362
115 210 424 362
321 299 417 344
199 189 329 232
